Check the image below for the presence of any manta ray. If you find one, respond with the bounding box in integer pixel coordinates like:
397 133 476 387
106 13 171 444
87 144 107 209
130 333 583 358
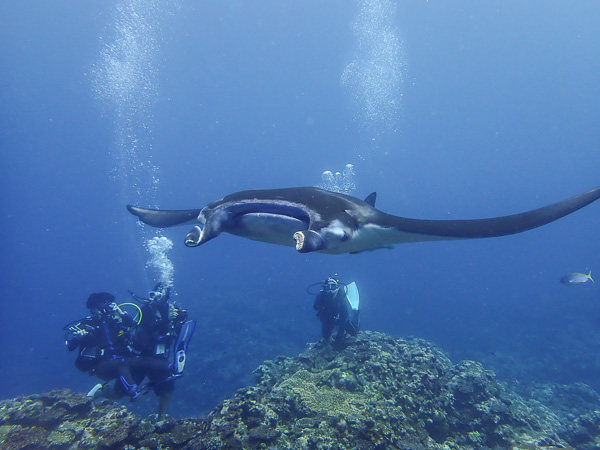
127 186 600 255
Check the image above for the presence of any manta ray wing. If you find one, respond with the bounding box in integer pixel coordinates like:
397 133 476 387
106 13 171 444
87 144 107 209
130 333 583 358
126 206 201 228
379 185 600 239
127 185 600 254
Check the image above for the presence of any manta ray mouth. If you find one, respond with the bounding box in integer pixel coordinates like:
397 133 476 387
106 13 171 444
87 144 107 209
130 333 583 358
294 230 327 253
185 226 202 247
293 231 305 251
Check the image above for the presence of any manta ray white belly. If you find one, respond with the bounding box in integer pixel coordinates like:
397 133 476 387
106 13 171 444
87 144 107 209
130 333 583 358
318 223 448 255
228 213 308 246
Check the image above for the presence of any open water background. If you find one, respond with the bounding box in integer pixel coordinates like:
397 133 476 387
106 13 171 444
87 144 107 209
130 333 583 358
1 0 600 417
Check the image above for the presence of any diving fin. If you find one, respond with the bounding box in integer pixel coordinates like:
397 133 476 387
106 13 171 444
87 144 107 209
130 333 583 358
132 374 183 400
119 376 138 398
87 383 104 398
172 320 196 375
346 282 360 311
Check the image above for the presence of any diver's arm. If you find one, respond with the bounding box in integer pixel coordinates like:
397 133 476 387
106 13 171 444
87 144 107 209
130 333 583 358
111 303 137 327
64 319 96 351
66 338 79 352
314 293 324 311
122 314 137 327
169 305 187 323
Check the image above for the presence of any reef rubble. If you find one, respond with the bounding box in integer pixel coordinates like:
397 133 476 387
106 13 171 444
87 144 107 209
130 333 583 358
1 331 599 449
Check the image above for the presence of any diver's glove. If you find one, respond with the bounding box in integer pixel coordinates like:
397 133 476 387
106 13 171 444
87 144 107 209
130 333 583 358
66 324 91 338
169 305 188 322
168 304 178 320
72 328 89 336
65 327 88 351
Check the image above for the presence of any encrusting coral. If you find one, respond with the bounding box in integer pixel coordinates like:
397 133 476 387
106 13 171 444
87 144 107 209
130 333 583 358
1 331 599 449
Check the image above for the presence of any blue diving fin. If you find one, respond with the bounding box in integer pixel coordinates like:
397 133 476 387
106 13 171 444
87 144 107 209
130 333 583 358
172 320 196 374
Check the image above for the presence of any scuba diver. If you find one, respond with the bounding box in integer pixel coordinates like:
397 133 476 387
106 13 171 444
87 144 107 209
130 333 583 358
64 292 140 399
311 276 361 348
128 283 196 418
132 283 188 360
65 288 196 419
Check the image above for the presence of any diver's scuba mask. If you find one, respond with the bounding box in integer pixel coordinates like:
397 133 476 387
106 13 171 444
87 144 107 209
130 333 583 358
129 284 170 306
148 288 169 307
324 277 339 293
149 291 164 302
94 302 116 319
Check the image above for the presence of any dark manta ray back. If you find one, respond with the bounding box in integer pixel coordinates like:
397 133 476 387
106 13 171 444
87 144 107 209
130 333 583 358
127 186 600 255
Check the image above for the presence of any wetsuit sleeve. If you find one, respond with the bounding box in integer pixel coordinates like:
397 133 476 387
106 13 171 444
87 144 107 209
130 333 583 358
122 313 137 327
175 308 188 324
66 331 94 351
66 338 79 352
314 293 323 311
65 319 96 351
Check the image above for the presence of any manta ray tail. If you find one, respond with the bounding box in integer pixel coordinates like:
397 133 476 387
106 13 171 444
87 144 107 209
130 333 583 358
126 205 201 228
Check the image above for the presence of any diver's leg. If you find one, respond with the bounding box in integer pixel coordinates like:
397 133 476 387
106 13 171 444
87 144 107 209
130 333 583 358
145 357 176 418
109 357 138 398
93 359 130 399
321 317 334 341
350 309 360 334
94 358 119 382
91 382 120 400
334 325 346 348
158 391 172 418
89 359 122 400
344 314 359 337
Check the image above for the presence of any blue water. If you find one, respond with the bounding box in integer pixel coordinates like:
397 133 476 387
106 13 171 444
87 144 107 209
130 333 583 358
2 1 600 418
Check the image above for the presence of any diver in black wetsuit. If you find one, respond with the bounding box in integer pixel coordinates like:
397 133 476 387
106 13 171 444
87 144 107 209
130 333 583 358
134 284 188 359
131 283 189 418
313 277 359 348
64 292 140 398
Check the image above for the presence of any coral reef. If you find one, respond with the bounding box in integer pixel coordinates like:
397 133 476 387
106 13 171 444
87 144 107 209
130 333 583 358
2 331 600 449
0 388 207 449
202 332 569 449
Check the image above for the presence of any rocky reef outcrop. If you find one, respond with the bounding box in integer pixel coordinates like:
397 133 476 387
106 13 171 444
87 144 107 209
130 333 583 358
2 331 599 449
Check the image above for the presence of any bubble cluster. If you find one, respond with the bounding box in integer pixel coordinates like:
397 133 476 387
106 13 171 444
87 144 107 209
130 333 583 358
341 0 405 131
91 1 178 282
91 0 171 208
145 236 174 289
92 1 161 117
318 164 356 195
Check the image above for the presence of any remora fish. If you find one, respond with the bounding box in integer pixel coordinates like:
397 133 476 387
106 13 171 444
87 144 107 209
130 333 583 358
127 185 600 255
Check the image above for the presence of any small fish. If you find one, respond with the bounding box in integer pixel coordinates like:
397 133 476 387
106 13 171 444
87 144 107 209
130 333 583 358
560 270 594 285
